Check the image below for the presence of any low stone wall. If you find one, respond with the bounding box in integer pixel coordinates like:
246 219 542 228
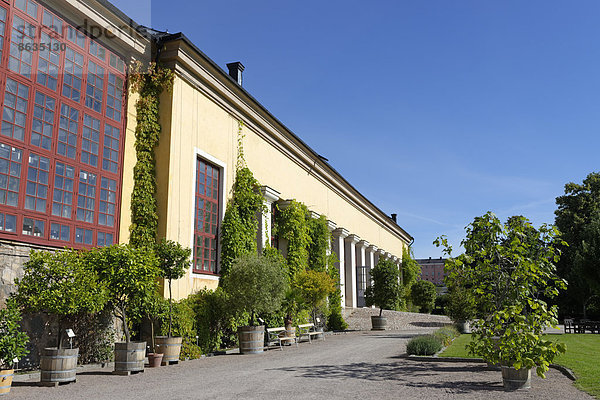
343 307 452 331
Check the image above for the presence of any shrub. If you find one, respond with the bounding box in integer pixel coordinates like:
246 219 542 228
410 280 437 313
432 326 460 347
406 335 442 356
0 298 29 368
179 338 203 360
158 298 196 339
294 269 336 325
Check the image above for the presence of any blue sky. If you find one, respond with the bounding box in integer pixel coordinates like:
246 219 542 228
112 0 600 258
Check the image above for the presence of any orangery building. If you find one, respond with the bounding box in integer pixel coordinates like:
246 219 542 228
0 0 412 309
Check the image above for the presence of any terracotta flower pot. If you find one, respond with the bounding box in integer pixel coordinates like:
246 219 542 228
147 353 163 368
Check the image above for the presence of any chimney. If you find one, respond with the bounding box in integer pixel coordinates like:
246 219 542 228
390 213 397 223
226 61 245 86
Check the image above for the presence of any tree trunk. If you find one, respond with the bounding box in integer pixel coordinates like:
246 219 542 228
57 318 64 349
379 307 383 317
150 317 155 351
168 279 173 337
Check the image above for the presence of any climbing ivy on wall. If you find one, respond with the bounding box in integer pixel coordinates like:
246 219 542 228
128 61 174 248
219 121 266 279
306 214 347 330
307 215 329 272
274 200 311 280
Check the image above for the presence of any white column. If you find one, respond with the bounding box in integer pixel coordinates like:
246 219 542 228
367 244 377 285
392 255 401 285
376 249 385 266
332 227 348 308
326 220 336 257
344 234 360 308
257 186 280 254
357 240 368 267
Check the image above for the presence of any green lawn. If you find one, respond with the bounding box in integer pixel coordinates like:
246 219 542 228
439 334 600 398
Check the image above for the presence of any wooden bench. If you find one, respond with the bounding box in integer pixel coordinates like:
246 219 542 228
297 323 324 343
266 327 298 350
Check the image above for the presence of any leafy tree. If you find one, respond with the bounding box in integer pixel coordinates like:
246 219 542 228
401 248 421 307
0 298 29 368
410 280 437 313
435 212 567 378
275 200 311 279
294 269 336 325
89 244 159 343
223 254 288 326
14 250 107 349
555 172 600 318
365 258 401 317
155 239 191 337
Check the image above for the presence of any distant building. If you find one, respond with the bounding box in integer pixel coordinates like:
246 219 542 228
416 257 447 286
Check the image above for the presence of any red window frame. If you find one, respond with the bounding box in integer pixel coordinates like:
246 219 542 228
30 90 55 151
0 0 127 249
1 77 29 141
193 159 220 274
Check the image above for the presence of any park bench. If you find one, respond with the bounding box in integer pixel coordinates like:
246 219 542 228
266 327 298 350
297 323 324 343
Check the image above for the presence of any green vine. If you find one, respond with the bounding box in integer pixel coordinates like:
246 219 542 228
128 61 174 248
275 200 311 280
219 121 266 279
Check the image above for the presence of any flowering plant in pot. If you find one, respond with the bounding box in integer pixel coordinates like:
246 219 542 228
365 258 401 330
222 254 287 354
15 249 107 385
0 298 29 395
89 244 159 375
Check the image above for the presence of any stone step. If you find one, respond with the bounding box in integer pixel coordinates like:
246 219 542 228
343 307 451 331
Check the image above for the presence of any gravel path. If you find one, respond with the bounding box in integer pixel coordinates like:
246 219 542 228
9 330 592 400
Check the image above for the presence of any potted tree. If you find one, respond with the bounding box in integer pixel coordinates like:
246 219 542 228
89 244 159 375
154 239 190 365
365 258 401 330
0 298 29 395
14 249 106 385
436 213 567 390
141 292 168 367
223 254 287 354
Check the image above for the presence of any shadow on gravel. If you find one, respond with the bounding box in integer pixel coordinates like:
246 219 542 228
367 334 418 339
269 360 504 394
11 382 40 387
77 371 114 376
410 322 450 328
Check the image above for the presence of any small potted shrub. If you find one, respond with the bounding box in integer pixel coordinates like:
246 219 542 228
223 254 287 354
365 258 401 330
15 249 107 385
154 239 190 365
89 244 159 375
0 298 29 395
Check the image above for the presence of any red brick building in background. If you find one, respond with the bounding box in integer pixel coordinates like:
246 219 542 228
416 257 447 286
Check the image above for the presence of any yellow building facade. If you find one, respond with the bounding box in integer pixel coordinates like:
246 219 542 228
136 35 413 308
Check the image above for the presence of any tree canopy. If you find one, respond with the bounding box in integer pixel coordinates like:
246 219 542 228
555 172 600 318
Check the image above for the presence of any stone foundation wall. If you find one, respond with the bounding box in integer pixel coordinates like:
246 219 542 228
0 240 56 307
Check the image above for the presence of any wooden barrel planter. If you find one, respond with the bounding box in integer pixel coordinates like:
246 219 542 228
238 325 265 354
40 347 78 385
114 341 146 375
371 316 388 330
0 369 13 396
154 336 182 365
501 366 531 390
